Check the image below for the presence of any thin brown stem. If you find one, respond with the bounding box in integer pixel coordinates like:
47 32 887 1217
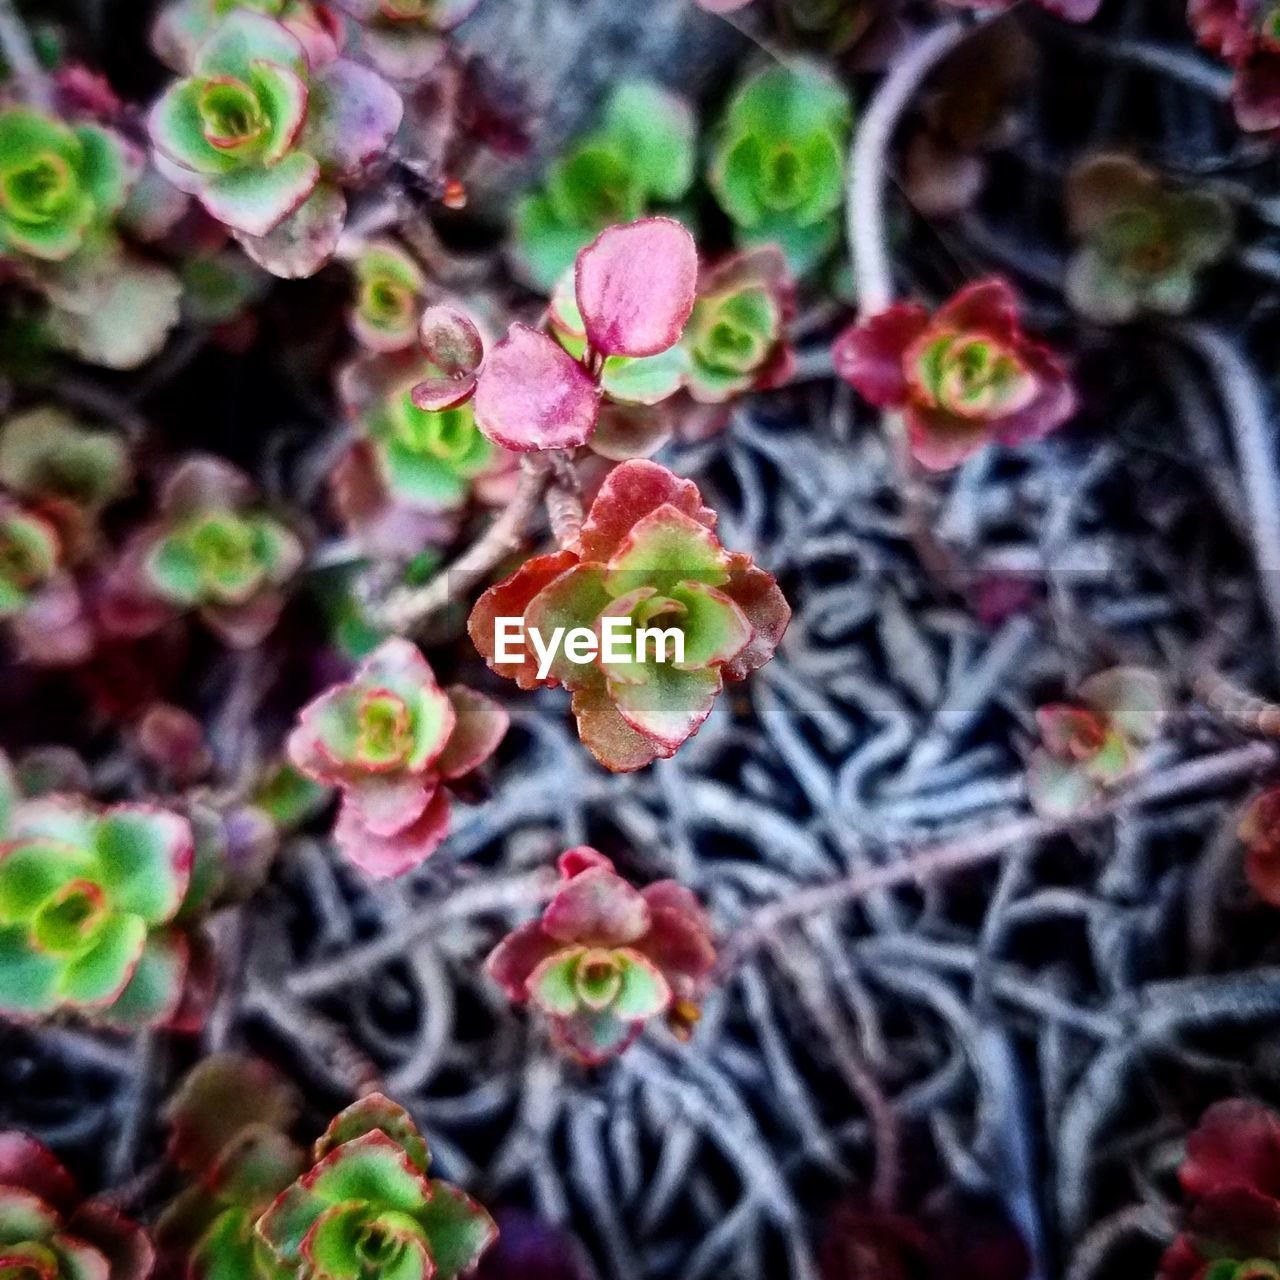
367 455 551 634
722 741 1278 969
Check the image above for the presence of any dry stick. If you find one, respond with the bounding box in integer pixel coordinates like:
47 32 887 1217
0 0 52 109
722 741 1278 968
844 19 981 591
846 21 975 316
1175 323 1280 670
1194 665 1280 737
368 454 551 634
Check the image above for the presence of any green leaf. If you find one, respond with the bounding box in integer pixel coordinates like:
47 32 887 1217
0 925 63 1012
604 508 730 597
102 929 186 1027
528 948 584 1016
56 912 147 1005
600 345 689 406
611 949 671 1019
199 150 320 238
600 80 696 203
304 1133 431 1215
416 1181 497 1280
94 807 191 922
0 840 96 924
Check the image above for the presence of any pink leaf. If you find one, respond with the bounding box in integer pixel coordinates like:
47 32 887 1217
473 323 599 451
575 218 698 358
412 306 485 411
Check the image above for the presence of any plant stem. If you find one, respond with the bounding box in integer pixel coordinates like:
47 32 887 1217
846 21 974 317
722 741 1278 969
368 454 551 633
1175 323 1280 670
0 0 51 109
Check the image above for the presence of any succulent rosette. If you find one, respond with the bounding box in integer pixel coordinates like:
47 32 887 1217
257 1093 496 1279
486 846 716 1064
1188 0 1280 131
129 455 303 648
1026 666 1167 818
682 245 795 403
0 408 130 520
332 0 479 81
470 459 790 771
157 1055 305 1280
288 638 508 876
514 80 696 291
0 797 196 1026
148 11 402 277
708 63 851 277
152 0 343 73
348 238 426 351
339 351 505 514
1065 155 1233 323
0 107 139 263
833 278 1077 471
1240 786 1280 907
1158 1100 1280 1280
0 1131 155 1280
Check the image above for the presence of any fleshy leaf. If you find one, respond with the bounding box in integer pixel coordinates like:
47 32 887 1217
412 306 485 411
473 324 599 451
575 218 699 358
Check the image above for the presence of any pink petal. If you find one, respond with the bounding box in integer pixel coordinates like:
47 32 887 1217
334 786 451 878
473 323 599 451
832 304 929 407
575 218 699 358
437 686 509 780
542 866 650 947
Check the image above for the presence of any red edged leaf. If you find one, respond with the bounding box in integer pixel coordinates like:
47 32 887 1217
412 306 485 411
485 921 563 1001
558 846 614 879
577 460 716 562
437 686 509 780
832 304 929 408
0 1133 78 1209
542 866 650 947
473 323 599 451
333 785 452 878
575 218 699 358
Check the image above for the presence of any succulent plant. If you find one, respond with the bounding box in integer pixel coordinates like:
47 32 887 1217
288 637 509 875
464 218 698 452
130 455 303 648
833 278 1077 471
708 63 851 277
486 846 716 1064
1026 666 1167 818
348 238 427 352
340 351 502 513
1240 786 1280 908
158 1054 304 1280
151 0 342 72
256 1093 496 1279
0 407 130 518
470 459 790 771
1159 1100 1280 1280
902 19 1035 219
148 11 402 277
1188 0 1280 131
0 107 139 263
0 795 196 1026
514 80 697 290
0 1131 155 1279
682 245 795 403
1064 155 1233 323
333 0 480 81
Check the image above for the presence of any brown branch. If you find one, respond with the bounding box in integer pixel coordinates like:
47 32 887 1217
721 741 1279 970
367 455 551 634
